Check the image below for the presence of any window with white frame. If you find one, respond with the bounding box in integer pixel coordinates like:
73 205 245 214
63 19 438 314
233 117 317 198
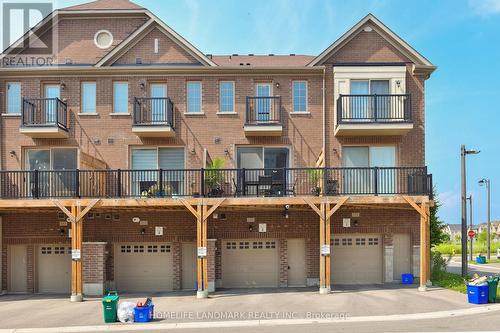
186 82 202 113
81 82 96 114
292 80 307 113
113 82 128 113
219 81 235 113
6 82 21 114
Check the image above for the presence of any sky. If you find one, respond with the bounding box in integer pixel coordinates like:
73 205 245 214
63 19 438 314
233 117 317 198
16 0 500 226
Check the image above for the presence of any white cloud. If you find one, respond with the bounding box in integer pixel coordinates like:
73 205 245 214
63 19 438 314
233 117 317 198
469 0 500 16
438 190 460 209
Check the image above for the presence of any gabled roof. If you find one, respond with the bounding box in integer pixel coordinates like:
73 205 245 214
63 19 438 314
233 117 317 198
62 0 144 11
308 14 435 74
96 12 217 67
211 55 315 67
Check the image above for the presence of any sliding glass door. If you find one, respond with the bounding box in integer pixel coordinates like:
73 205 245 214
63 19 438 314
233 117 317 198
131 147 184 197
342 146 396 194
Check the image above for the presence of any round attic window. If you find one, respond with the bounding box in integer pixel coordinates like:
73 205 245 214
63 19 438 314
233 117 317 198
94 30 113 49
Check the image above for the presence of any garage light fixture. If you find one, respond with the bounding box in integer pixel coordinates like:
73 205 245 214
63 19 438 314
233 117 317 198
141 228 146 235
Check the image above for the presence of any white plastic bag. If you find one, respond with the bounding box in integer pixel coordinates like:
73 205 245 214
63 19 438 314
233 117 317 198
117 301 136 323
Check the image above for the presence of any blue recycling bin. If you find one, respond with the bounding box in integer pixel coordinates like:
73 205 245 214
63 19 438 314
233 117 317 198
467 284 489 304
401 273 414 284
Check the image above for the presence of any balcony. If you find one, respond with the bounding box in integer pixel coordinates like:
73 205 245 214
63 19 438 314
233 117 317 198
132 97 175 137
335 94 413 136
244 96 283 136
0 167 432 199
20 98 69 138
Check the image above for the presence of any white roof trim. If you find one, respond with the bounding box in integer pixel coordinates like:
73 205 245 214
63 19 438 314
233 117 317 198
308 14 435 69
97 11 216 67
95 18 155 67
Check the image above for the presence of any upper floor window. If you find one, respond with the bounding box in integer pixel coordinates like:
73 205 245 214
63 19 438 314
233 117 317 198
81 82 96 114
186 82 202 113
113 82 128 114
292 81 307 113
219 81 235 113
6 82 21 114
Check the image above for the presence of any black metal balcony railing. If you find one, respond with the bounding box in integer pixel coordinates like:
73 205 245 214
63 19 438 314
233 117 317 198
0 167 432 199
337 94 411 123
133 97 174 128
22 98 68 129
245 96 282 125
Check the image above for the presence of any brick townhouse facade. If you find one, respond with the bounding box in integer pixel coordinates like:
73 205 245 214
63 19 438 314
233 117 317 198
0 0 435 300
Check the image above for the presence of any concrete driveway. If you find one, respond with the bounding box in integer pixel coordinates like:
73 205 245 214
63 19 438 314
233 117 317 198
0 285 478 330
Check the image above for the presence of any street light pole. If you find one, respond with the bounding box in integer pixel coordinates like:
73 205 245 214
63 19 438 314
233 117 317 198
467 195 473 261
461 145 480 277
479 178 491 259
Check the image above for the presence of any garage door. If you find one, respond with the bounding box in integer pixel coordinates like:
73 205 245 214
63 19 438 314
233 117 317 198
37 245 71 293
114 243 173 292
331 234 383 284
222 239 279 288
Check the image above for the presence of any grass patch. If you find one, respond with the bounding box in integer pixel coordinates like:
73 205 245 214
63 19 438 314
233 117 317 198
432 270 500 299
433 242 500 255
431 270 469 294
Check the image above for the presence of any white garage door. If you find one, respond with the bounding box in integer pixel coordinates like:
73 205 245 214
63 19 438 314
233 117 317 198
331 234 383 284
222 240 279 288
37 245 71 293
114 243 173 292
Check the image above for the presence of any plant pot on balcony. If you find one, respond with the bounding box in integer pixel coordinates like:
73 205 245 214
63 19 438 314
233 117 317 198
311 187 321 196
207 187 224 197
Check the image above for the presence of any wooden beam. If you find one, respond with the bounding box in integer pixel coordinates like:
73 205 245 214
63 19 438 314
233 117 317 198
179 198 199 218
403 196 426 218
303 197 322 217
425 203 431 283
326 196 349 220
204 198 225 221
196 204 202 293
76 199 101 222
53 200 74 222
419 202 428 290
325 202 331 290
202 204 208 290
319 203 325 289
71 205 77 297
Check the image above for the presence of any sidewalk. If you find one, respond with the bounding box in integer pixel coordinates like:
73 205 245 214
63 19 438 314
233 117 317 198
0 285 484 330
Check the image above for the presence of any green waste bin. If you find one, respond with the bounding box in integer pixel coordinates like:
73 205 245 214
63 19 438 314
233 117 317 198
487 277 499 303
102 291 120 323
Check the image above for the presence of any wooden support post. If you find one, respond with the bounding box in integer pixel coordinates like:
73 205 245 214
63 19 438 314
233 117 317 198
319 202 326 292
403 197 430 291
53 199 100 302
180 198 224 298
425 204 432 286
419 202 429 291
303 197 348 294
324 202 331 293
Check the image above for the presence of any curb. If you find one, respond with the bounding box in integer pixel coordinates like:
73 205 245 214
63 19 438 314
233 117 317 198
2 304 500 332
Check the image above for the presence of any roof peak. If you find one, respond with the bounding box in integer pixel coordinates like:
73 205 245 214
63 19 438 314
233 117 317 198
62 0 144 11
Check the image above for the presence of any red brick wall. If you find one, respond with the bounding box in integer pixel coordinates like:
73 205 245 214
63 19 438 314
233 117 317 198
0 74 324 170
1 208 419 290
115 27 200 65
82 242 107 285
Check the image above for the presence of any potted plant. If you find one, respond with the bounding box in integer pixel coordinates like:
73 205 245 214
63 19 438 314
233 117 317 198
205 158 225 197
307 169 323 196
143 183 174 198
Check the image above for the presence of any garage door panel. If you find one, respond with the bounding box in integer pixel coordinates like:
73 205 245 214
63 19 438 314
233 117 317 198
114 243 173 292
222 240 279 288
38 245 71 293
331 235 382 284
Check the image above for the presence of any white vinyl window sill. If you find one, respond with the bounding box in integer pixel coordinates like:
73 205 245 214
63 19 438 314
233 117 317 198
110 113 131 116
1 113 21 117
183 112 206 116
290 111 311 115
78 113 99 116
216 112 238 115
